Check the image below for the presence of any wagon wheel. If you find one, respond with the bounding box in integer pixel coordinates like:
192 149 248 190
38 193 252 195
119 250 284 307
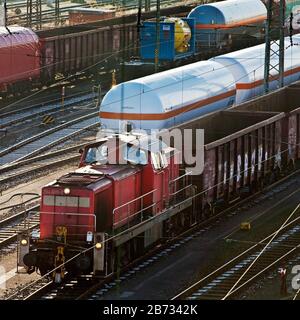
250 180 257 194
263 173 271 186
202 204 212 220
269 167 281 184
269 171 276 184
287 159 295 172
274 166 281 179
257 178 264 191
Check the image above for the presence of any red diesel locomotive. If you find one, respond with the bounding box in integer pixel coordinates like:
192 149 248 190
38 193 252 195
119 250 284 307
23 134 193 278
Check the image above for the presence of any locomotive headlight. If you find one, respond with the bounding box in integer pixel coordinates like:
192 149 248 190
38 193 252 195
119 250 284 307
64 187 70 195
95 242 102 250
21 238 28 246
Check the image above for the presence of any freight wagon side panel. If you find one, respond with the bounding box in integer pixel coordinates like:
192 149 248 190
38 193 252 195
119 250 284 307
288 114 298 164
274 121 283 169
64 37 71 73
249 130 257 185
54 38 60 75
287 108 300 165
203 149 216 206
243 135 250 188
236 137 242 190
40 23 138 82
39 38 54 83
229 140 236 196
216 145 224 198
297 113 300 159
257 128 264 180
187 111 286 210
70 36 76 71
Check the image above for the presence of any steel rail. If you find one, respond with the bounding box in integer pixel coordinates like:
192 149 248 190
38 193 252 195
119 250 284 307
13 169 300 301
0 112 99 166
0 204 40 248
0 93 95 130
172 207 300 300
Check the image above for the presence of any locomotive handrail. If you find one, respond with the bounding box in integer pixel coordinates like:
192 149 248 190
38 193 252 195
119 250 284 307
112 189 157 215
169 171 192 185
113 203 157 227
112 189 159 228
169 184 193 197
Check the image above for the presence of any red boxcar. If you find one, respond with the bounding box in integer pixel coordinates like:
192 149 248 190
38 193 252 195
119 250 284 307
0 26 40 92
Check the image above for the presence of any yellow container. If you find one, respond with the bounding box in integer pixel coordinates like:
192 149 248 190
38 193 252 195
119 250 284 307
164 18 191 53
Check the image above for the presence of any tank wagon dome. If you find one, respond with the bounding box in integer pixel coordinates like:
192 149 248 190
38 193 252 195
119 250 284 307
211 35 300 103
0 26 39 48
187 0 266 26
100 60 236 132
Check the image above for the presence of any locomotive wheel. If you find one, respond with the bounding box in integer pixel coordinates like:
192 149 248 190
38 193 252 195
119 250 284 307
120 242 131 267
75 255 91 272
39 266 50 277
184 212 191 228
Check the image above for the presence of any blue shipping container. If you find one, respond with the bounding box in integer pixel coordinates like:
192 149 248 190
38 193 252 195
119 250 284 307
140 18 195 61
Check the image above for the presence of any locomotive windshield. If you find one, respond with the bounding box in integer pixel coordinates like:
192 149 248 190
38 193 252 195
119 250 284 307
85 145 108 164
84 144 147 165
123 145 147 165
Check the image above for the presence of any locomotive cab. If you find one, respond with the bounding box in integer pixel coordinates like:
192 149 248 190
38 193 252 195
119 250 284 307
23 134 180 278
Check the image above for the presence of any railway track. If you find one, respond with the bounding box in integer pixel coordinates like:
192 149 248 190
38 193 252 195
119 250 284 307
0 142 91 186
0 205 40 249
0 112 99 166
172 215 300 300
6 169 300 300
7 0 196 27
0 92 95 130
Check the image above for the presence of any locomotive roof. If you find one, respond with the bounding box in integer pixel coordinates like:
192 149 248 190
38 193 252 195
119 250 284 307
94 133 175 154
76 164 141 178
118 133 175 154
53 165 141 189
